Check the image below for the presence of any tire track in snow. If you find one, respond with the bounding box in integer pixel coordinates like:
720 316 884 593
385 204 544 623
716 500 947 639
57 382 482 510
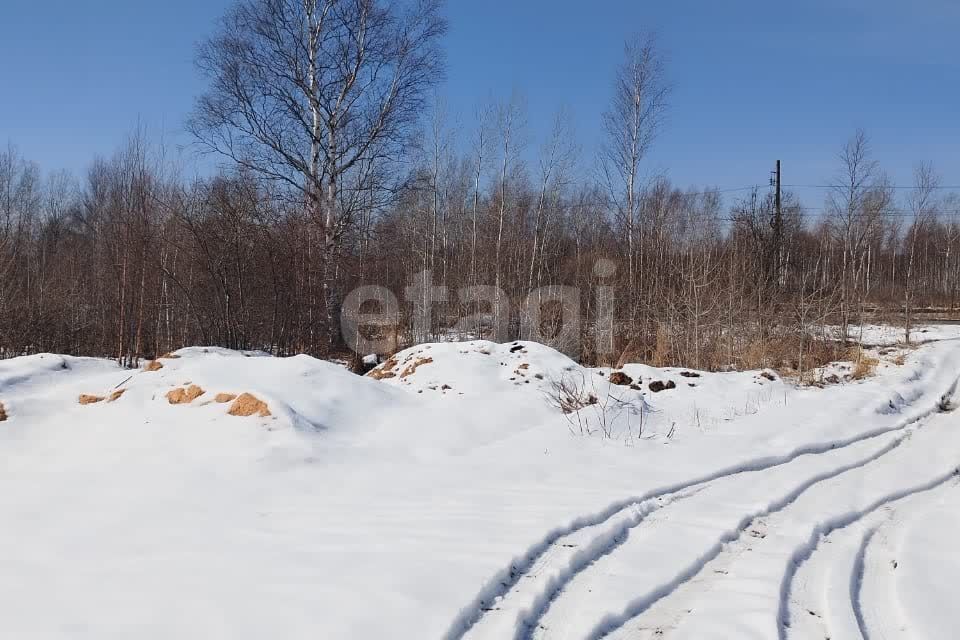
601 384 960 640
511 488 703 640
447 375 960 640
856 508 919 640
851 526 879 640
778 470 960 639
580 427 921 640
818 493 925 640
463 494 696 640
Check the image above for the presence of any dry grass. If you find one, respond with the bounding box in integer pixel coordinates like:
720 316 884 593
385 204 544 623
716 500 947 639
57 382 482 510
108 389 126 402
651 325 671 368
227 393 271 417
78 394 104 405
615 337 642 369
738 335 842 375
145 360 164 372
159 352 181 359
0 401 7 422
892 353 907 366
849 348 880 380
613 326 846 376
166 385 205 405
740 340 769 370
214 393 237 404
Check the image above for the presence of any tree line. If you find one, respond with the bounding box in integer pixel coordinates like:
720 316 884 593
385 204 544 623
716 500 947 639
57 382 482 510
2 0 958 375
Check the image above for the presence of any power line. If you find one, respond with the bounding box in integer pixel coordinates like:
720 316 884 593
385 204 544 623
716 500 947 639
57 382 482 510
717 210 960 222
784 183 960 191
798 208 960 217
674 183 960 199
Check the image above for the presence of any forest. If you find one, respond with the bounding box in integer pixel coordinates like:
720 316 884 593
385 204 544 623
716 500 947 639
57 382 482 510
2 0 959 376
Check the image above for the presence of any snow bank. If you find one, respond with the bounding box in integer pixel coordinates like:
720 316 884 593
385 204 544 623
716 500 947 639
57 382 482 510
1 332 958 639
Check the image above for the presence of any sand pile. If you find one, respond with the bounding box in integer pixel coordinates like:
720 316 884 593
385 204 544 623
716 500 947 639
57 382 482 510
227 393 271 417
166 385 205 405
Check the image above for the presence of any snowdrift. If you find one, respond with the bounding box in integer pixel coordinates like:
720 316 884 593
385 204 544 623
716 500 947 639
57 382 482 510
368 339 790 441
1 335 959 639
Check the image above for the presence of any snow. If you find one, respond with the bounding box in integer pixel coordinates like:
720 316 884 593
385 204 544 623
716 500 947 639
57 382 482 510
0 334 958 639
829 322 960 346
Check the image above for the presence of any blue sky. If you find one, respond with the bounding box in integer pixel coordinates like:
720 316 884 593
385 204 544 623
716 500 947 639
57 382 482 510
1 0 958 207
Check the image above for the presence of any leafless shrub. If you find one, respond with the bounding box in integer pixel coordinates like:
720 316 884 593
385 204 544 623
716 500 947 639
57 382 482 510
547 370 650 439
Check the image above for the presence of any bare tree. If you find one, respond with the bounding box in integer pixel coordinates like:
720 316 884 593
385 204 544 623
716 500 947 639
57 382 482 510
491 94 526 332
190 0 446 350
527 109 577 294
826 130 891 345
903 163 940 343
600 33 669 297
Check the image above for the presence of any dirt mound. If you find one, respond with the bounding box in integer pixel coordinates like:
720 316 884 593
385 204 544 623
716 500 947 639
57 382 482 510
214 393 237 404
166 385 205 405
609 371 633 386
108 389 126 402
79 394 104 405
145 360 164 372
227 393 271 417
0 401 6 422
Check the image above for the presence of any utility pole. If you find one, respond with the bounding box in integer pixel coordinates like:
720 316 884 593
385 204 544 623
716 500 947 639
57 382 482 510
770 160 783 286
774 160 782 225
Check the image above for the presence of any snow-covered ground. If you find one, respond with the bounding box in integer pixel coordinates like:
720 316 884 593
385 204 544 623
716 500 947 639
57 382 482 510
829 322 960 346
0 331 958 639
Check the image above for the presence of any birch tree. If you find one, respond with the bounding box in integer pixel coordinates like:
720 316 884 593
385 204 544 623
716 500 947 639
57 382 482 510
600 33 669 298
827 130 889 344
903 163 939 343
190 0 446 351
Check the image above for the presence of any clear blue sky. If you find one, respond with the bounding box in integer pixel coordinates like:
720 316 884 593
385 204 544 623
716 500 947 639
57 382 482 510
2 0 958 206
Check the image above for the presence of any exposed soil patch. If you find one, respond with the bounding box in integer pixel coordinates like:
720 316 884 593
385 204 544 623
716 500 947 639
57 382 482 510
609 371 633 386
367 357 399 380
159 353 181 359
108 389 126 402
166 385 205 405
145 360 164 372
79 394 104 405
227 393 271 417
214 393 237 404
0 401 7 422
400 356 433 379
648 380 676 393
